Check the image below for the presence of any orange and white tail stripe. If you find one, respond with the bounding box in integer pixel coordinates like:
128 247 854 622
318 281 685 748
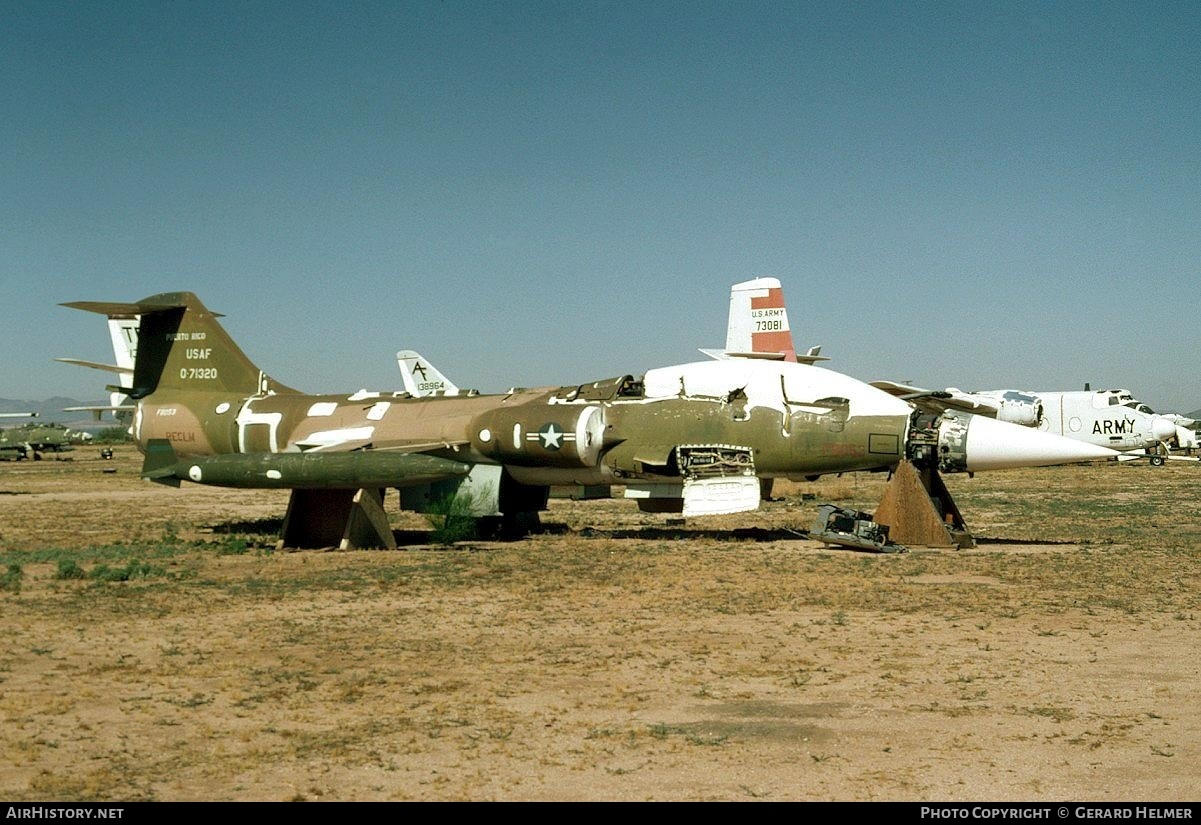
727 277 796 362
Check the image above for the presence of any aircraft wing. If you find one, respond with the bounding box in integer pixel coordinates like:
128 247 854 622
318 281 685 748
870 381 1000 416
296 436 471 455
295 437 375 453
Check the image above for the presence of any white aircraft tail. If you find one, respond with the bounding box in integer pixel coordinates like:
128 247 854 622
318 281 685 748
726 277 795 361
397 350 460 397
56 315 139 422
700 277 828 364
106 316 138 411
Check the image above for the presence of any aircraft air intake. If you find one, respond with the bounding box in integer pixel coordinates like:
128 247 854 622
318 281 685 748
470 404 606 468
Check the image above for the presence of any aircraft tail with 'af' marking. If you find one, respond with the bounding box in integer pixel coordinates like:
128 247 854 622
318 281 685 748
61 292 295 400
397 350 460 397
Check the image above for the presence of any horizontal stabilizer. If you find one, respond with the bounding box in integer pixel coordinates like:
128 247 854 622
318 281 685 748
56 357 124 374
700 347 826 363
697 348 787 361
63 404 135 413
63 403 136 422
62 296 224 317
797 345 830 365
61 300 147 316
724 350 788 361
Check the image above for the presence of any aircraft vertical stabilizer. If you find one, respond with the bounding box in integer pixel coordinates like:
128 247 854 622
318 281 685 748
726 277 796 361
700 278 828 364
397 350 460 397
62 292 295 398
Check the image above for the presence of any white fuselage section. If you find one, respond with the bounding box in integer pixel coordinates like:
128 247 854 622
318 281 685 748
643 359 914 421
974 389 1179 451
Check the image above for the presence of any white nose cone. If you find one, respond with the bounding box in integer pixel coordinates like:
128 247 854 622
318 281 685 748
964 414 1119 471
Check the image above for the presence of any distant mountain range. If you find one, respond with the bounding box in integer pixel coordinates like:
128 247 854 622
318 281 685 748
1187 409 1201 423
0 397 111 430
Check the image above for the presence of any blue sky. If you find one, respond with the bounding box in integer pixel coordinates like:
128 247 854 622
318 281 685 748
4 1 1199 411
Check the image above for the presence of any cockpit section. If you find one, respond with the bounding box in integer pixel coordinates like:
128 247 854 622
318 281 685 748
1123 401 1156 415
1095 389 1140 410
552 375 645 403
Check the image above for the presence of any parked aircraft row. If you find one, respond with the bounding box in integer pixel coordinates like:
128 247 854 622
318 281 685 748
398 277 1198 465
0 419 90 460
60 290 1121 548
702 277 1198 465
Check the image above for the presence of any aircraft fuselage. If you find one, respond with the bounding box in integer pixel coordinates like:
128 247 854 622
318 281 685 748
132 360 916 490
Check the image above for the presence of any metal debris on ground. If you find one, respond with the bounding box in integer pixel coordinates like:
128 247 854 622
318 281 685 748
810 504 908 554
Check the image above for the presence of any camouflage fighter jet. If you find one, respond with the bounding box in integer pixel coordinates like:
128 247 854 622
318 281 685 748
0 420 89 460
62 292 1118 548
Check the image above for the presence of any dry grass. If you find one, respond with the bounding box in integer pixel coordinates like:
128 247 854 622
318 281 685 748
0 449 1198 800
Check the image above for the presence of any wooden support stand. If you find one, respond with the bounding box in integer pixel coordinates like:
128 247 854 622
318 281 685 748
278 487 397 550
873 460 975 549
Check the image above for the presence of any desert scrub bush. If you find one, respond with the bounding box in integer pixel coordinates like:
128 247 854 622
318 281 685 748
55 559 87 580
213 536 250 556
89 560 162 583
93 426 132 444
424 491 480 546
1 562 22 593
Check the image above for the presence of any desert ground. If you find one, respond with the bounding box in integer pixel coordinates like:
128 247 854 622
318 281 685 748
1 447 1198 801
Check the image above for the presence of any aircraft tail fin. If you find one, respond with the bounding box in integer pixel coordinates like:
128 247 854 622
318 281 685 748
61 292 295 399
104 315 139 411
725 277 797 363
397 350 460 397
701 279 831 364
